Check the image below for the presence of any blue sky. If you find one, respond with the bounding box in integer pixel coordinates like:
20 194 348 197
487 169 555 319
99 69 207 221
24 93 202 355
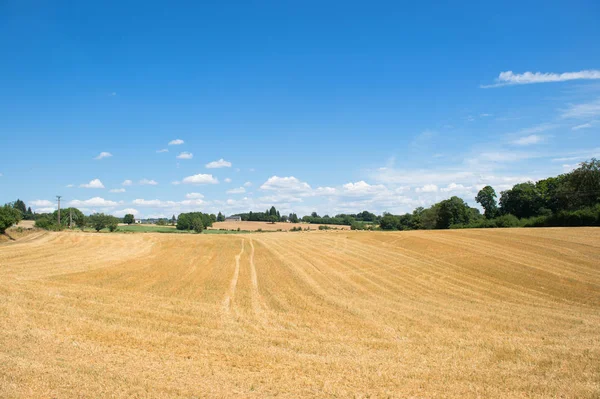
1 1 599 218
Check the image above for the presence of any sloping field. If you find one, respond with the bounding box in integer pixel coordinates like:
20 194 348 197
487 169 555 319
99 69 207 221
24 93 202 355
210 221 351 231
0 228 599 398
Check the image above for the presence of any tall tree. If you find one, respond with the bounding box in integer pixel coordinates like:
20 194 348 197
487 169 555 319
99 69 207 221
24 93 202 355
13 199 27 218
475 186 498 219
436 196 472 229
217 212 225 222
499 182 543 218
123 214 135 225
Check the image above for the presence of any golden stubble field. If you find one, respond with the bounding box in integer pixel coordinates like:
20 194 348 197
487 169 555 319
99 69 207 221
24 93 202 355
0 228 599 398
209 221 351 231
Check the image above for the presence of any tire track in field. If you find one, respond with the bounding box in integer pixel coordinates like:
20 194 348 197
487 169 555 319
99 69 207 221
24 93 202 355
222 238 244 314
248 239 270 326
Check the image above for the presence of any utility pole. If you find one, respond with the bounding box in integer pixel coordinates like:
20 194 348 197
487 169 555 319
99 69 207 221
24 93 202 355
56 195 62 225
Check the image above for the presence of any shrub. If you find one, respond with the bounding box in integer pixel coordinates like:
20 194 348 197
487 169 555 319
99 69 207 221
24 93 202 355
0 204 22 234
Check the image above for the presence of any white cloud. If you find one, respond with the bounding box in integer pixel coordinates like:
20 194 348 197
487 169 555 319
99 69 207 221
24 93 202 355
512 134 544 146
224 178 232 183
561 98 600 119
69 197 119 207
176 152 193 159
440 183 474 194
572 123 592 130
122 179 133 186
482 70 600 88
206 158 232 168
315 186 337 196
156 149 169 153
139 179 158 186
168 139 184 145
66 184 74 188
114 208 139 217
415 184 439 193
110 188 126 193
171 181 181 185
227 187 246 194
30 199 53 207
34 207 56 213
243 181 252 187
181 174 219 185
80 178 105 189
260 176 311 193
94 152 113 160
185 193 204 199
133 198 204 209
341 181 387 197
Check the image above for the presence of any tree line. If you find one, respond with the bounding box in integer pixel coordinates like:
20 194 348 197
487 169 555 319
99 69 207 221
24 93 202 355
377 158 600 230
3 158 598 234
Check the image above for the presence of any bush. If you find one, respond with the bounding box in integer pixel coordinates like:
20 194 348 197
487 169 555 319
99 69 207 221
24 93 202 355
34 216 62 231
0 204 22 234
108 223 118 232
318 225 330 230
192 217 204 233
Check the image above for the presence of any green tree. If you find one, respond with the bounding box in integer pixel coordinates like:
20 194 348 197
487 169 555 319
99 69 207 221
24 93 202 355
52 208 84 228
499 182 543 218
289 213 299 223
0 204 22 234
13 199 27 218
436 196 472 229
88 213 109 232
475 186 498 219
171 214 177 225
123 214 135 225
379 213 399 230
560 158 600 210
191 217 204 233
217 212 225 222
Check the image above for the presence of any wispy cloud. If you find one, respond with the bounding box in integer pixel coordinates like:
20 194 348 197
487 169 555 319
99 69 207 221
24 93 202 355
572 122 592 131
122 179 133 186
110 188 126 193
185 193 204 199
206 158 232 168
561 98 600 119
227 187 246 194
94 152 113 160
69 197 119 207
156 149 169 153
482 70 600 88
80 178 105 189
224 178 232 183
176 151 193 160
168 139 184 145
30 199 54 207
512 134 544 146
139 179 158 186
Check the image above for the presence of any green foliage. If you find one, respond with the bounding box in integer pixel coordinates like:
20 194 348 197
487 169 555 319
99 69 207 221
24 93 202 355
290 226 302 232
475 186 498 219
156 218 168 226
0 204 22 234
288 213 299 223
436 196 473 229
499 182 544 218
192 218 204 233
379 213 400 230
559 158 600 210
13 199 27 218
88 213 110 232
52 208 85 228
123 214 135 225
318 225 330 230
217 212 225 222
177 212 213 231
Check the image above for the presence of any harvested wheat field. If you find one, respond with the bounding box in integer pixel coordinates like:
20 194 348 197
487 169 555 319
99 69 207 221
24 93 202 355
210 221 350 231
1 228 599 398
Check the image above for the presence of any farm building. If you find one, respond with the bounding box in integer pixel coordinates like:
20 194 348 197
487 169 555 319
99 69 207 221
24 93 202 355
225 215 242 222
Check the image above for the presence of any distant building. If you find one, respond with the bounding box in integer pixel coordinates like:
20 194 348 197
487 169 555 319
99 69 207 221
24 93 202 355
225 215 242 222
